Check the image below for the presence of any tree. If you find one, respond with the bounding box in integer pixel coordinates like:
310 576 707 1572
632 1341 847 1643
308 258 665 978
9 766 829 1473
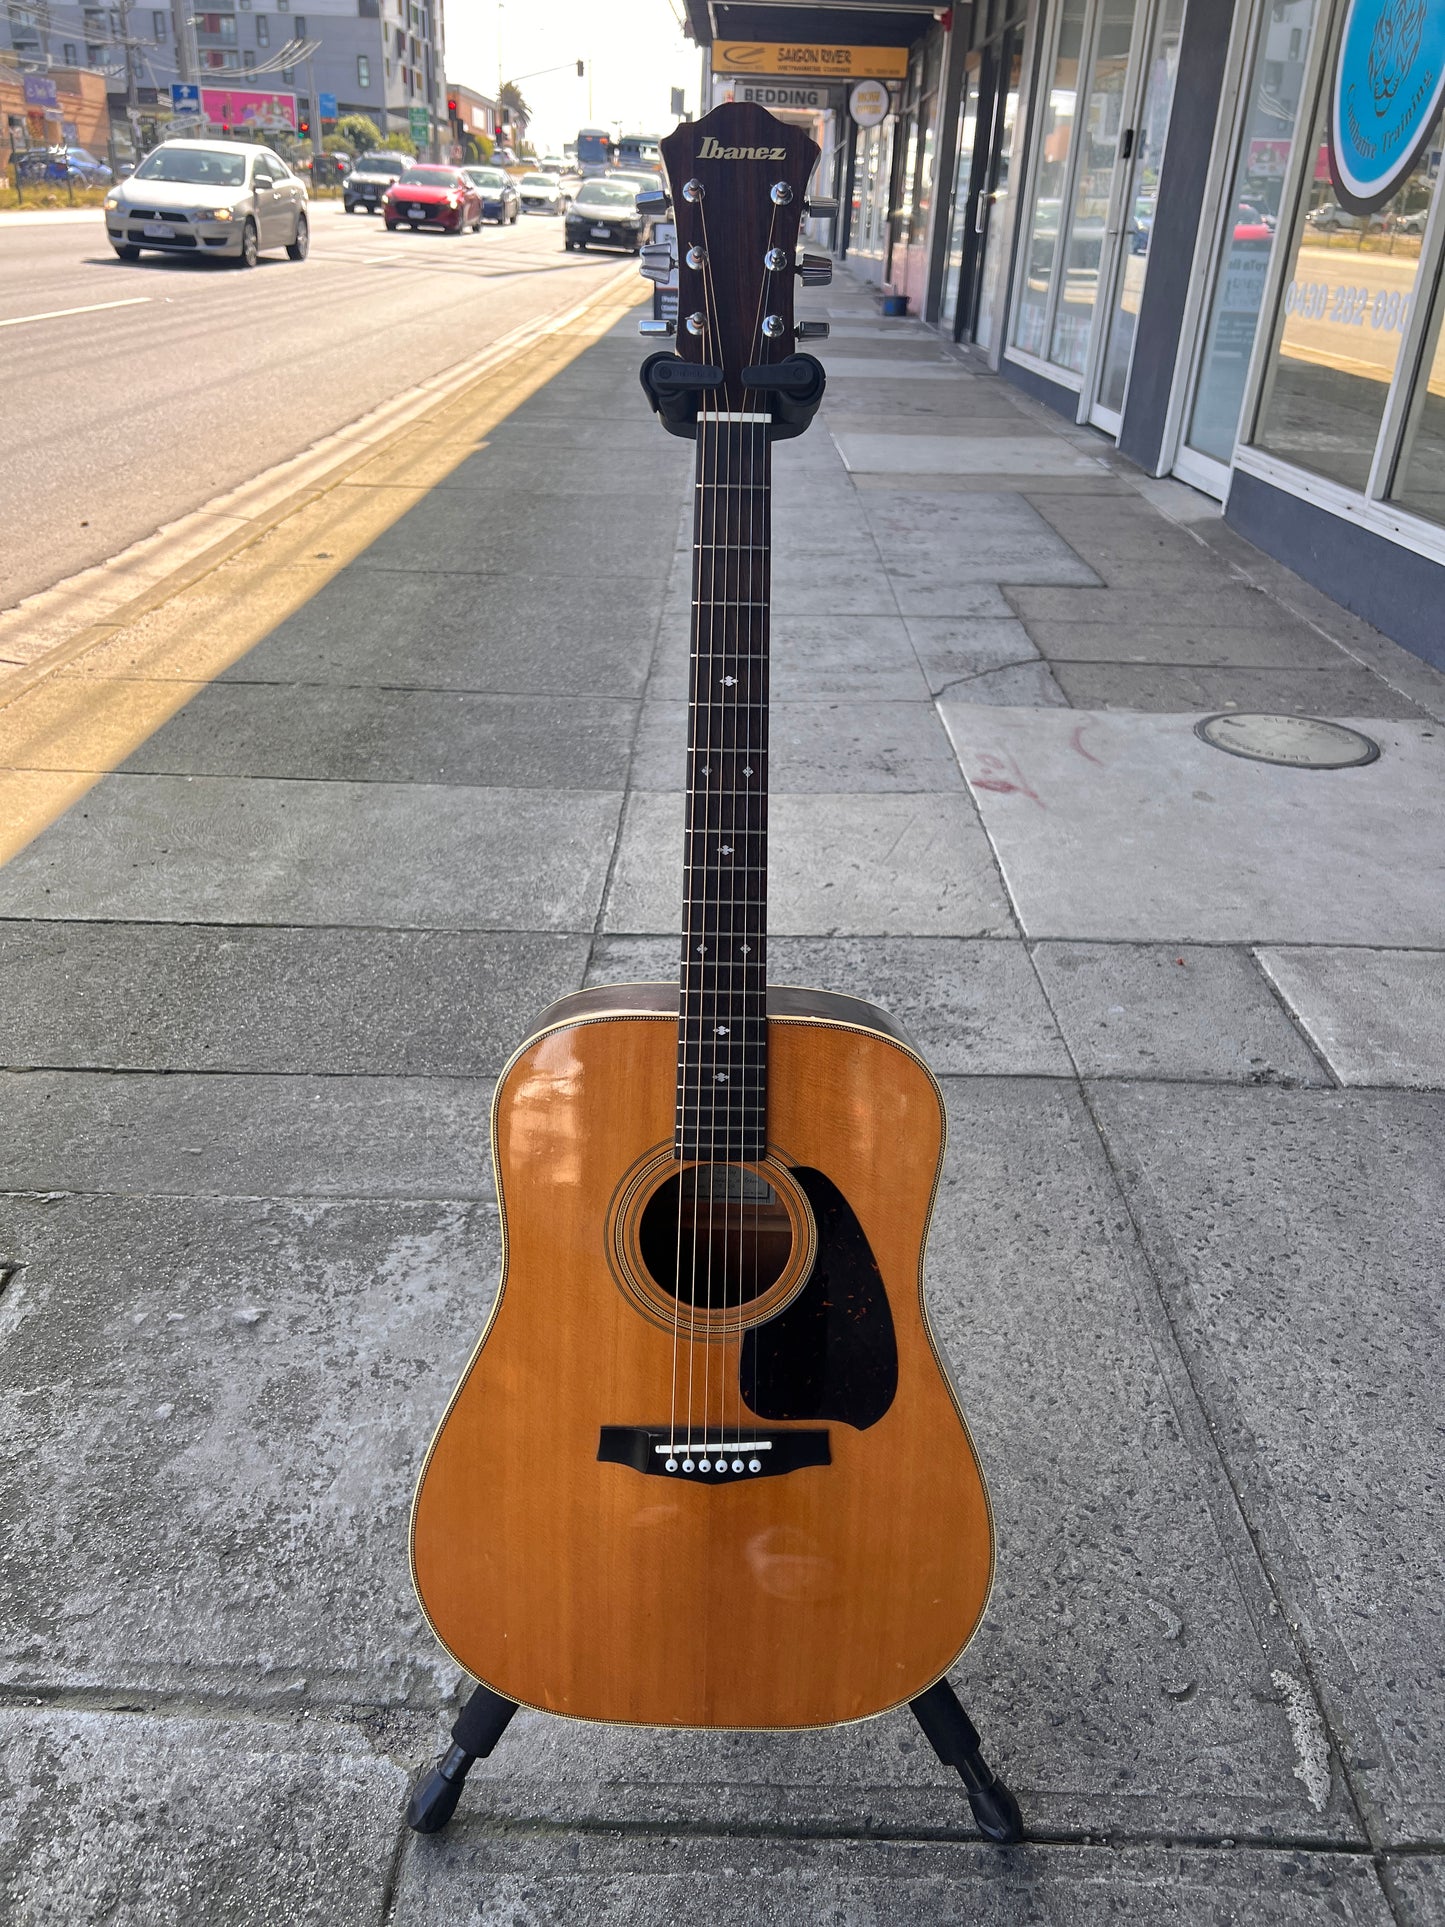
334 113 382 154
498 81 530 134
381 132 416 156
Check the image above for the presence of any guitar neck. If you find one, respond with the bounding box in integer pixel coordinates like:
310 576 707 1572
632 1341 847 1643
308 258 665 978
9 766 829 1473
676 414 772 1165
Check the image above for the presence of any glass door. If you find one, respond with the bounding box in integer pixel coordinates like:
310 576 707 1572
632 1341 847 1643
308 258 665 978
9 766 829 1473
941 64 980 331
1090 0 1187 428
957 30 1021 351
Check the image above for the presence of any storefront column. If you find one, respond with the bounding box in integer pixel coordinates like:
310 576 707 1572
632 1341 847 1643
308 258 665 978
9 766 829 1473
1116 0 1238 471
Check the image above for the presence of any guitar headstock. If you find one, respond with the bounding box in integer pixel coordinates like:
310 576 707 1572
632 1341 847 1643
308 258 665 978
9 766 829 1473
658 104 822 411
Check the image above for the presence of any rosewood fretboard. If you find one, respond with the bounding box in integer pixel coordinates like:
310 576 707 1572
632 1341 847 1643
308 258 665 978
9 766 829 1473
676 414 772 1164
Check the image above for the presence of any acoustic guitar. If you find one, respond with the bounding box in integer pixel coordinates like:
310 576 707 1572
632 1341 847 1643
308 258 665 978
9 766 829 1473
410 103 995 1732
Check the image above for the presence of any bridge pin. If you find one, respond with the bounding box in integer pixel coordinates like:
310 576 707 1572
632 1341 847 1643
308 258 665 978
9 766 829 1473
748 1458 762 1473
699 1458 712 1472
682 1459 694 1473
665 1458 678 1473
731 1459 744 1473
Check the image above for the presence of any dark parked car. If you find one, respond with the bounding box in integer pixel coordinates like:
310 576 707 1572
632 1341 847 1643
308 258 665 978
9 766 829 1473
564 176 651 253
345 150 408 213
463 166 520 224
382 166 483 233
16 143 112 185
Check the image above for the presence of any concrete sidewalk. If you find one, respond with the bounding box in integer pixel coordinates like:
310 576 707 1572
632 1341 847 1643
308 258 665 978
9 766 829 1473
2 266 1443 1924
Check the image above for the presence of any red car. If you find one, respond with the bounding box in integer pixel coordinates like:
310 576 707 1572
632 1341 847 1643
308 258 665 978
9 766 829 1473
383 166 483 233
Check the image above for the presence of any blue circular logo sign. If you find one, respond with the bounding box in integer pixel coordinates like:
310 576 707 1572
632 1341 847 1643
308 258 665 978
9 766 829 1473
1329 0 1445 210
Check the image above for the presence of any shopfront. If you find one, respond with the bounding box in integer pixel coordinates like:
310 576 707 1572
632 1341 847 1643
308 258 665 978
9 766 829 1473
959 0 1445 659
685 0 1445 664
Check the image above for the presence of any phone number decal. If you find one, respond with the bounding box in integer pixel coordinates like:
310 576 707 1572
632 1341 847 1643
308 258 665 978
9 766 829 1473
1283 280 1411 330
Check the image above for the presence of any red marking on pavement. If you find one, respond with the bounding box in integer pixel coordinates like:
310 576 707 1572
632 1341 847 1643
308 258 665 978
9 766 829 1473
972 750 1043 805
1070 723 1103 765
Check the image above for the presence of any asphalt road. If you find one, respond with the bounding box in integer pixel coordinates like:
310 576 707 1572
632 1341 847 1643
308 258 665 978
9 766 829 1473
0 200 636 607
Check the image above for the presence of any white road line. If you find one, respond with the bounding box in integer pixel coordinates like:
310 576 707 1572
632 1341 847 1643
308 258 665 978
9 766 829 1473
0 295 151 330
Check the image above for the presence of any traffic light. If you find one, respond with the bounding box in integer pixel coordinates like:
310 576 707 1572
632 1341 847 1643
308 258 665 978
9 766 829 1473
447 94 457 116
298 117 309 135
576 59 584 76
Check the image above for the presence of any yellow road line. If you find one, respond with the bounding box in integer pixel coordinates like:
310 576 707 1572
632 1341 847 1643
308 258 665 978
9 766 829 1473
0 276 646 868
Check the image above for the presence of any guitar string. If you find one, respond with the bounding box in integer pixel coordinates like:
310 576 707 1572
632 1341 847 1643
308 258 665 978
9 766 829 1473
738 195 782 1455
674 187 713 1468
692 185 725 1464
695 186 725 1464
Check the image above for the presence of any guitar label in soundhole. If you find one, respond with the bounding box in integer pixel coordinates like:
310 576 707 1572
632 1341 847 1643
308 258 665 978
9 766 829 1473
639 1164 792 1306
608 1146 817 1337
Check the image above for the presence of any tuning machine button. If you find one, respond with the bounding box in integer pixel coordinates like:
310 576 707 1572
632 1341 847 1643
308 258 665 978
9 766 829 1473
795 320 831 341
639 242 675 283
805 197 839 218
638 318 676 336
636 188 671 215
797 251 832 287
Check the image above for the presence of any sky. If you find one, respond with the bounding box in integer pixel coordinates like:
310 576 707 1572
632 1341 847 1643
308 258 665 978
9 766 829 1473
443 0 703 154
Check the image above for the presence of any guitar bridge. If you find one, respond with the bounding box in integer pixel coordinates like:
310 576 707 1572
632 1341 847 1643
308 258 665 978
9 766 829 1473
597 1426 830 1482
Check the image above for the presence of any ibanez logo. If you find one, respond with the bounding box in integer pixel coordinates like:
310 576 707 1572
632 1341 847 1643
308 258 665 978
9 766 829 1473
698 136 787 160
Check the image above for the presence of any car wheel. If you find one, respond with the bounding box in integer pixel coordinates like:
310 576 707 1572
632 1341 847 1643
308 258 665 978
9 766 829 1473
286 212 309 261
384 220 397 231
111 242 142 261
510 205 519 224
237 218 259 268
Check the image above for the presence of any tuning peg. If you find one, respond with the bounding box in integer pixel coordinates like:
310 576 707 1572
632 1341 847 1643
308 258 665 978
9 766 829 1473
638 318 676 336
797 252 832 287
639 242 675 284
636 189 670 214
805 197 839 218
795 320 830 341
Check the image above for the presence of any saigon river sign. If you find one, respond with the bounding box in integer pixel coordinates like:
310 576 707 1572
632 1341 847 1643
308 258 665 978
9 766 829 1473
1328 0 1445 211
712 42 908 81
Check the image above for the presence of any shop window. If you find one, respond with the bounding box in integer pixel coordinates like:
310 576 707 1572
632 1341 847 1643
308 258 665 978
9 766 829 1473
1013 0 1087 358
1049 0 1135 373
1185 0 1319 465
1249 38 1437 491
1389 282 1445 524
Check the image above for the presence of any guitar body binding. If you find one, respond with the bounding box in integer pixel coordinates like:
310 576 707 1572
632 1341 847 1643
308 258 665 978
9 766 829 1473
410 982 996 1732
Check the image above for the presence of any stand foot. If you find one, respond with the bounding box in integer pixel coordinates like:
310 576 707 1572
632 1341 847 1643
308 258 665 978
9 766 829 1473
909 1679 1024 1845
406 1683 518 1835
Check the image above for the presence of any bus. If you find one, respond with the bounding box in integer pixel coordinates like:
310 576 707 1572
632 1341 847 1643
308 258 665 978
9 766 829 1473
617 133 661 173
575 126 616 174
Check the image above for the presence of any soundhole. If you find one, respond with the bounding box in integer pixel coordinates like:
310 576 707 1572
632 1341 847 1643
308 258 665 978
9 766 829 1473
638 1163 793 1308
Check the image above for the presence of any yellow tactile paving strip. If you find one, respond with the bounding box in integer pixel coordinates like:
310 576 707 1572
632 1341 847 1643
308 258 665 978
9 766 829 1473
0 278 647 867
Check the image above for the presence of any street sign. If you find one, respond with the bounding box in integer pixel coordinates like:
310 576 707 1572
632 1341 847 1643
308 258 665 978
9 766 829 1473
319 91 338 121
170 82 202 115
22 76 59 110
409 106 429 146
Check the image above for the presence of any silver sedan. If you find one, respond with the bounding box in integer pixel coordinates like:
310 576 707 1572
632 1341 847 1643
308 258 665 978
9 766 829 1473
104 138 308 266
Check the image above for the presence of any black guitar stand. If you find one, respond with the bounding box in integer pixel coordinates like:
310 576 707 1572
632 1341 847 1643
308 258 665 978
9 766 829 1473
406 1673 1023 1844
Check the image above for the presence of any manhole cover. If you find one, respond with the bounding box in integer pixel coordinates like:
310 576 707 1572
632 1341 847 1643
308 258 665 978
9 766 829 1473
1195 713 1380 769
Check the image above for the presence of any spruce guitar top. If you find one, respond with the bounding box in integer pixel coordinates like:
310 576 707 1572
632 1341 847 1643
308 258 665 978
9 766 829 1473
410 102 995 1732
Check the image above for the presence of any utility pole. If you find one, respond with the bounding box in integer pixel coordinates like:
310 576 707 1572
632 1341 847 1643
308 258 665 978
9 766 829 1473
115 0 140 123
